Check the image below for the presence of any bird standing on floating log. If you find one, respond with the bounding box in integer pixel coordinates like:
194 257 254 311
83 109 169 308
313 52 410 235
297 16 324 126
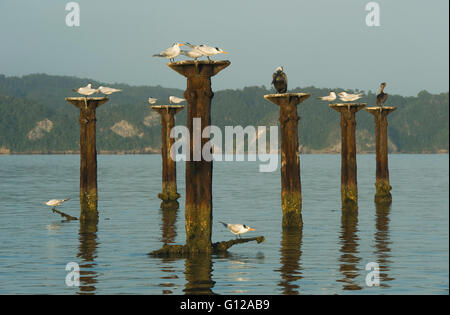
169 96 186 104
98 86 121 96
271 66 288 93
45 198 70 209
338 91 363 102
318 91 337 102
73 83 98 96
153 43 184 62
376 82 388 107
220 222 255 239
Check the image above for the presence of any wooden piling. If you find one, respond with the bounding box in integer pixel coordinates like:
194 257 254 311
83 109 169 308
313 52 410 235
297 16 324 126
168 60 230 254
66 97 108 221
365 106 396 203
329 103 366 208
264 93 311 227
152 105 184 209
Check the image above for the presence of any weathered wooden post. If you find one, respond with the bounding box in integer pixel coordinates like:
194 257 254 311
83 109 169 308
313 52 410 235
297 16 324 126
168 60 230 254
365 106 396 203
65 97 108 221
263 93 311 227
152 105 184 209
329 103 366 208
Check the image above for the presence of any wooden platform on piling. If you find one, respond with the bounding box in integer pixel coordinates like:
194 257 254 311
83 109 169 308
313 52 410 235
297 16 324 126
264 93 311 104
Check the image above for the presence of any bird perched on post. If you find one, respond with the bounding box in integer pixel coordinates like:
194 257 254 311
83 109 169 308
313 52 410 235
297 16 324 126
180 48 204 61
153 43 184 62
148 97 158 105
271 66 288 94
376 82 388 107
185 43 228 61
318 91 337 102
169 96 185 104
73 83 98 96
338 91 363 102
98 86 121 96
220 222 255 238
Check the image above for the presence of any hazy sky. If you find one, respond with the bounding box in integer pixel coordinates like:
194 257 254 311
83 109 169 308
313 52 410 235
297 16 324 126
0 0 448 96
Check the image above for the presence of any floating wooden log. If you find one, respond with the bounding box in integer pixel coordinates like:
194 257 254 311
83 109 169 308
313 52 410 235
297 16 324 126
52 208 78 221
149 236 265 257
264 93 311 227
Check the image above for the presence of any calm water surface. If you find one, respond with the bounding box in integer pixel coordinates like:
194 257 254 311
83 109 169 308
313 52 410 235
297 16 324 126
0 154 448 294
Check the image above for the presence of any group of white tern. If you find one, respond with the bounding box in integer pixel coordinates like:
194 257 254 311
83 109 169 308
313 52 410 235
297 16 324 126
73 83 186 105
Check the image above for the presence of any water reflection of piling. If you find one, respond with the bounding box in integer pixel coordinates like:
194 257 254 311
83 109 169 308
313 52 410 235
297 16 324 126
152 105 184 209
183 253 215 294
65 97 109 219
329 103 366 208
365 107 396 203
161 207 178 245
168 60 230 253
337 206 362 291
374 202 394 287
77 213 99 295
277 226 303 294
263 93 311 227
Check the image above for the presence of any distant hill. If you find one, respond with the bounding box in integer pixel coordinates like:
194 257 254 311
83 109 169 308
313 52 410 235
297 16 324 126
0 74 448 154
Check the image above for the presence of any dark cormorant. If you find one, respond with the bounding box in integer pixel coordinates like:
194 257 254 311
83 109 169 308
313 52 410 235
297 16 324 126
271 66 288 94
376 82 388 106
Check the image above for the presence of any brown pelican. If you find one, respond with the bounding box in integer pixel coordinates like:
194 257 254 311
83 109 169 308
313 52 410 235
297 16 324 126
271 66 288 93
376 82 388 106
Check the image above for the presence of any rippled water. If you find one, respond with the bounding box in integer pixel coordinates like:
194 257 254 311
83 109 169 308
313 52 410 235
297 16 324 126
0 154 448 294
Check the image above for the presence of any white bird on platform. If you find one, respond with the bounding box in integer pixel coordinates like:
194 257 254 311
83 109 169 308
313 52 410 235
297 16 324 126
45 198 70 208
98 86 121 96
153 43 184 62
318 91 337 102
73 83 98 96
169 96 186 104
148 97 158 104
180 48 204 60
187 43 227 61
338 91 363 102
220 222 255 238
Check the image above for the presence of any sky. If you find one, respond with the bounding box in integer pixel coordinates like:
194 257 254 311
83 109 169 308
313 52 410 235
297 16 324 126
0 0 448 96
